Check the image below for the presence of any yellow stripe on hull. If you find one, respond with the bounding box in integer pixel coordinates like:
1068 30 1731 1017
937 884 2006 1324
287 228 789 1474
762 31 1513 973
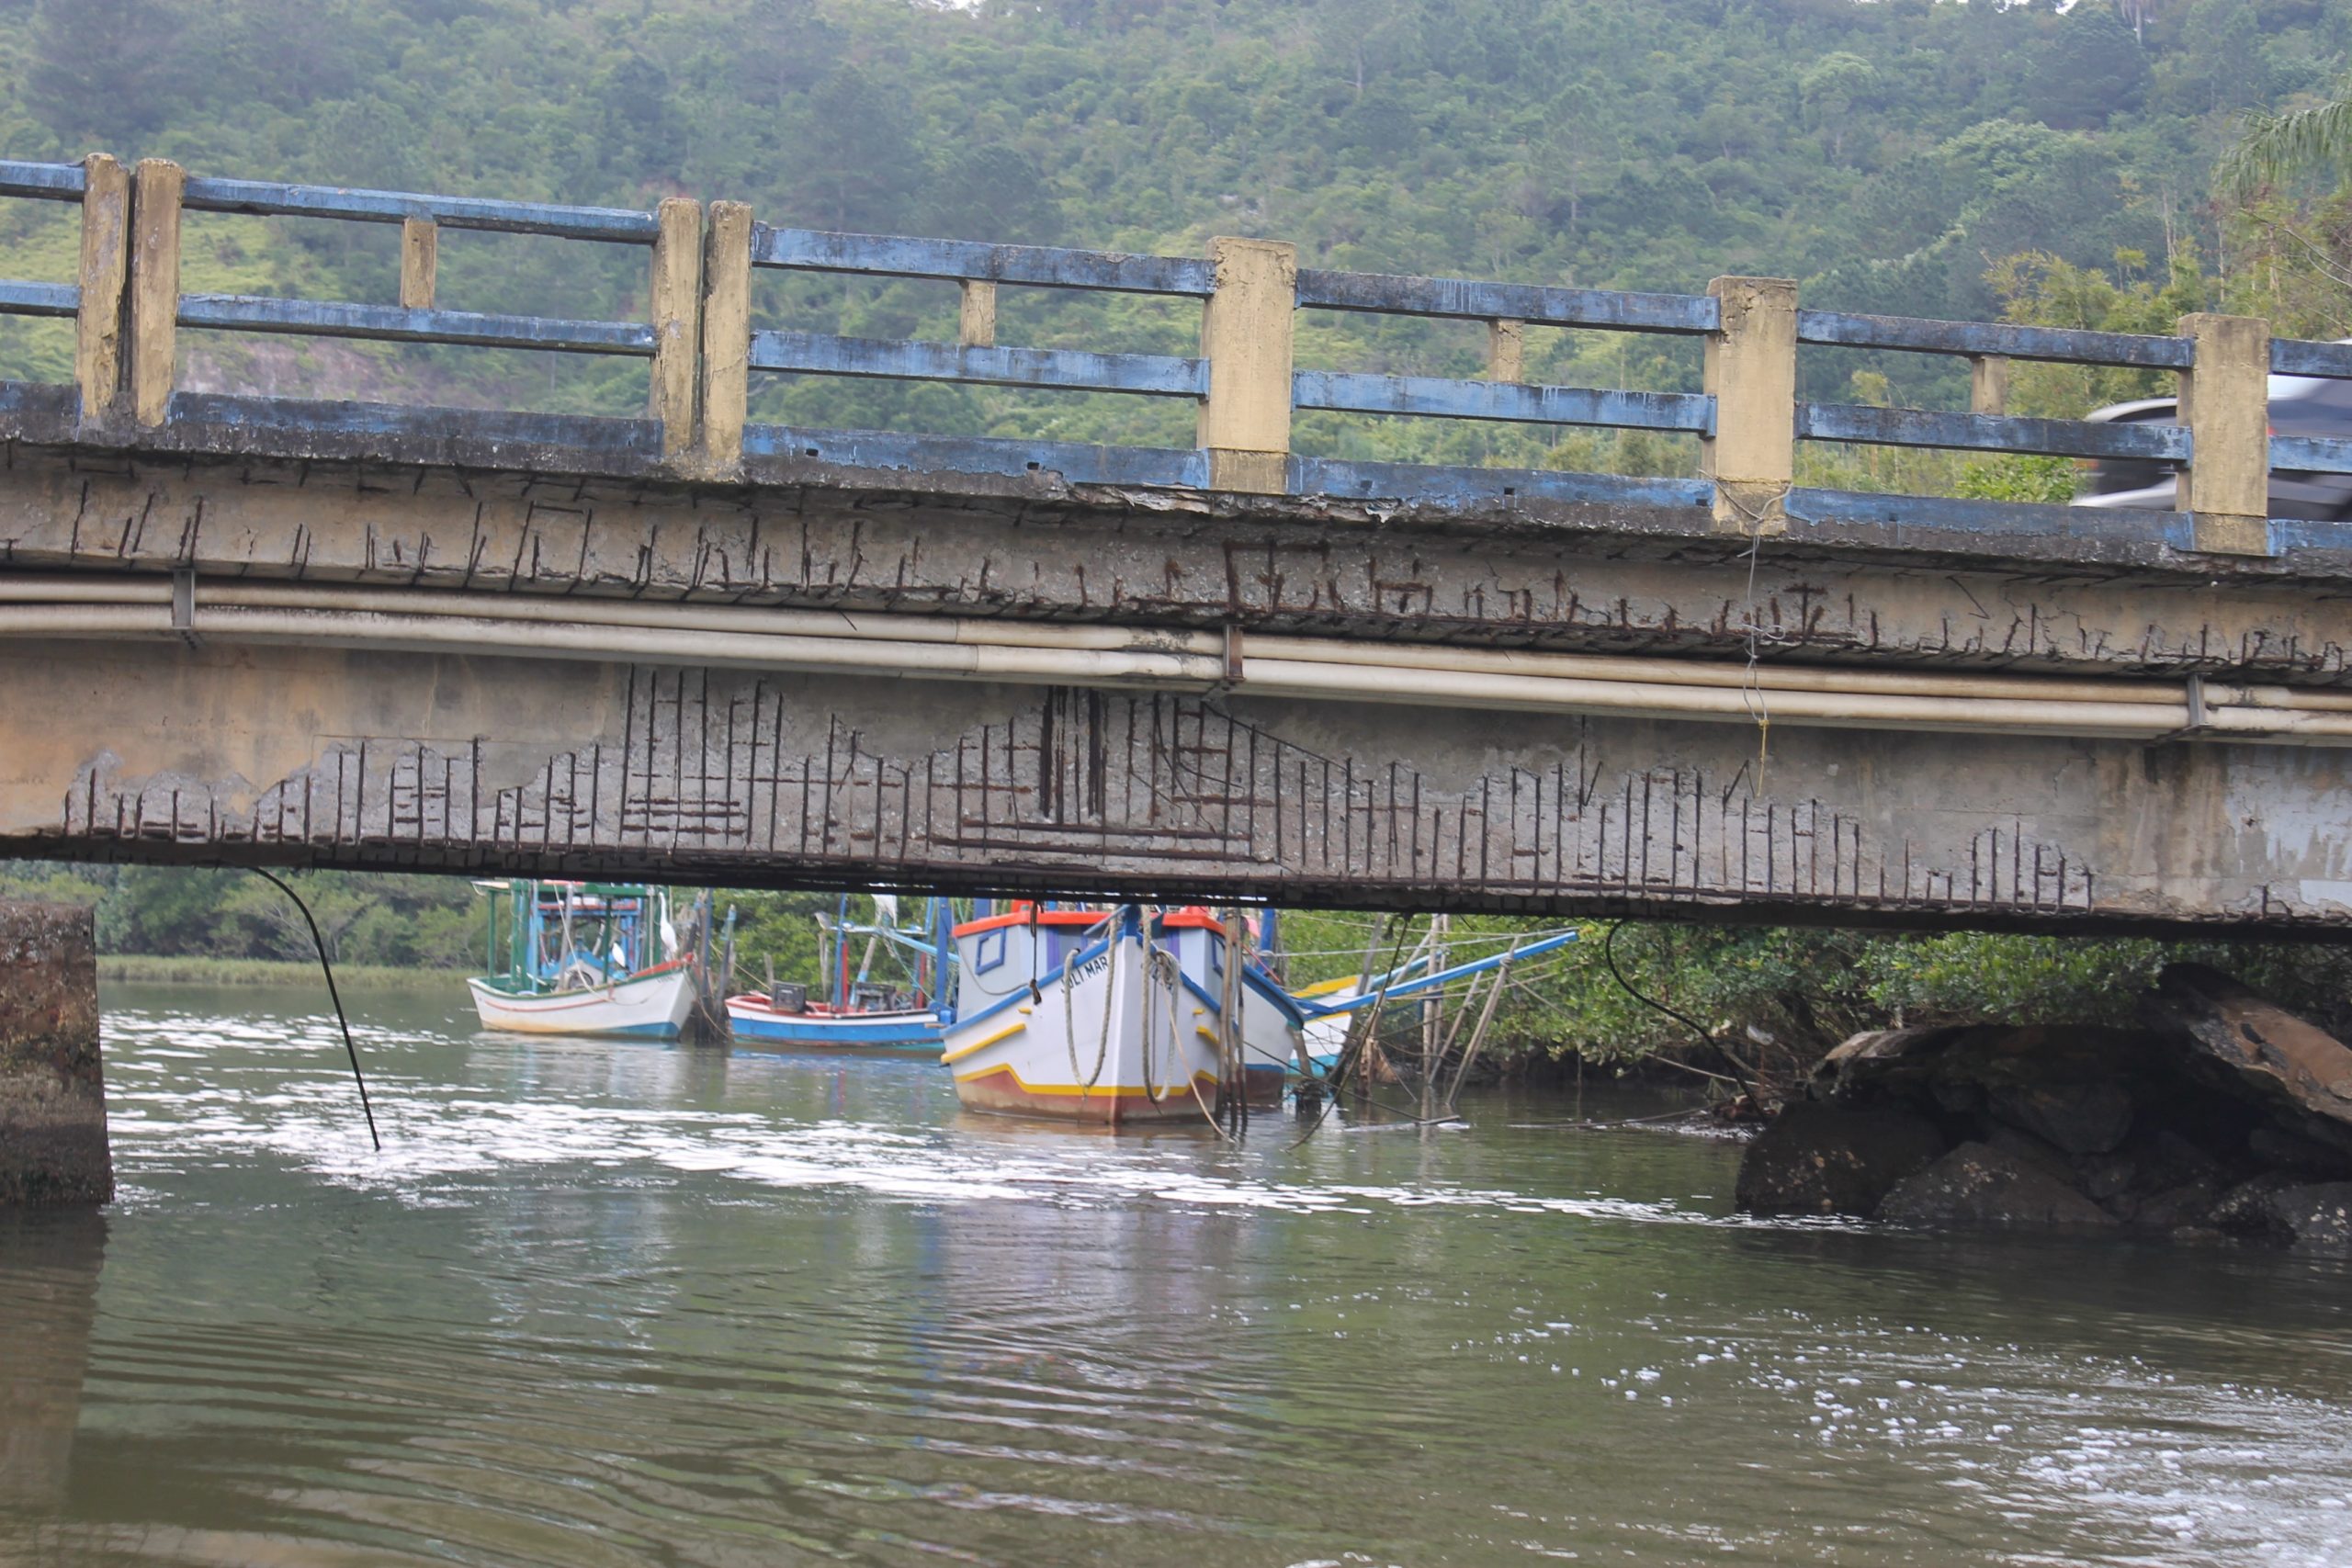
950 1060 1218 1097
939 1018 1026 1065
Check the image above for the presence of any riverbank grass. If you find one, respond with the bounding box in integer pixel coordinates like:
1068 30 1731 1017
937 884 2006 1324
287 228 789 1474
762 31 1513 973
99 955 469 990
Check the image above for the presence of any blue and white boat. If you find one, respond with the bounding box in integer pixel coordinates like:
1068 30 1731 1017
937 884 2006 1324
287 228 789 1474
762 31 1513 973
727 895 951 1052
939 903 1307 1123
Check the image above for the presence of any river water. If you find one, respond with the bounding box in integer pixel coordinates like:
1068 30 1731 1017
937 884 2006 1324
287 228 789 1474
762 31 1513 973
3 986 2349 1567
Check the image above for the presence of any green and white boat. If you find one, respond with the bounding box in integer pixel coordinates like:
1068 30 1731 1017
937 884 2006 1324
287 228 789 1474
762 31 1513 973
467 880 699 1039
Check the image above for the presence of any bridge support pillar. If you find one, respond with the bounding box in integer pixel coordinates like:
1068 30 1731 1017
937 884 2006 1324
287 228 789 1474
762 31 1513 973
2178 312 2273 558
1702 275 1797 537
0 903 109 1208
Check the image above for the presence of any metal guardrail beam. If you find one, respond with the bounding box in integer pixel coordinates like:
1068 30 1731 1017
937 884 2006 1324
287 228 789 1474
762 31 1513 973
752 225 1215 296
176 294 658 355
1295 369 1713 434
0 279 77 318
0 160 86 199
2270 338 2352 379
179 176 661 243
2270 434 2352 476
749 329 1207 397
1799 402 2191 462
1295 268 1718 334
1796 309 2194 370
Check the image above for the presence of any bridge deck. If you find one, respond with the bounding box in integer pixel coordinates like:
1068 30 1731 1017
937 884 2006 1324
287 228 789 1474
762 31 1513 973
3 157 2350 934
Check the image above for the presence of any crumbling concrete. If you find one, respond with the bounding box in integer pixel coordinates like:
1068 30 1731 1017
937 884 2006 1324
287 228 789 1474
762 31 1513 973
0 903 110 1207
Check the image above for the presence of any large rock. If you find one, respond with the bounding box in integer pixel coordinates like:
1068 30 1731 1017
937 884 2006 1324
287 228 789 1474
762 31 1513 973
2146 964 2352 1156
1988 1081 2135 1156
1879 1143 2117 1229
2211 1178 2352 1253
1735 1101 1946 1217
1815 1025 2151 1101
2265 1182 2352 1253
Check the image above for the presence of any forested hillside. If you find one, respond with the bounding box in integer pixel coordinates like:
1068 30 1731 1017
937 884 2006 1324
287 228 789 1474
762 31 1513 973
2 0 2346 454
9 0 2336 304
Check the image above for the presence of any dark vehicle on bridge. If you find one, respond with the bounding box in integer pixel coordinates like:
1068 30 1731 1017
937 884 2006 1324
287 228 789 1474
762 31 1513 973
2075 367 2352 519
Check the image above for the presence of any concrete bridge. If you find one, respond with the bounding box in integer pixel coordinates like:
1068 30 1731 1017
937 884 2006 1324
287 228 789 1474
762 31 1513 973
4 154 2352 937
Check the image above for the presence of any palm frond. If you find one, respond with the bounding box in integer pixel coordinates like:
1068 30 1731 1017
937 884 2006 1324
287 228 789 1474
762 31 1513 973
2222 92 2352 197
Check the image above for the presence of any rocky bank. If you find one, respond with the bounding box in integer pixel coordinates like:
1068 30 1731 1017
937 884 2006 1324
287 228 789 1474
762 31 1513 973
1736 963 2352 1252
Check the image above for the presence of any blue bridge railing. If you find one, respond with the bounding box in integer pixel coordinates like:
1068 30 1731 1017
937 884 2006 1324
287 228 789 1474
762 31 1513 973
0 153 2339 559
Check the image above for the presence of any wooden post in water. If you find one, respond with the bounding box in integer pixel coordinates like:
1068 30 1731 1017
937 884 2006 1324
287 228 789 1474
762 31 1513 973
1445 937 1518 1111
1219 908 1247 1133
1419 913 1449 1118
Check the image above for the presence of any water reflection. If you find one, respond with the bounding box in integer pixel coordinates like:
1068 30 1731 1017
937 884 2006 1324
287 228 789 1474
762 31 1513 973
0 1213 106 1511
4 987 2347 1566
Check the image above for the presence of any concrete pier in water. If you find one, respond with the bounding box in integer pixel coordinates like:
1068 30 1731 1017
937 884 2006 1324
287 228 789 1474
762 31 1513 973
0 903 110 1206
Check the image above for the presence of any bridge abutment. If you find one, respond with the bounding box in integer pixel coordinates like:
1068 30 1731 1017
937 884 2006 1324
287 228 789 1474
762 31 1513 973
0 903 110 1207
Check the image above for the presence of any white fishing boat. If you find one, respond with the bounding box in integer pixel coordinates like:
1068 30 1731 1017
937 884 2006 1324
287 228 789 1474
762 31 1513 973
939 904 1306 1124
467 880 701 1039
467 963 698 1037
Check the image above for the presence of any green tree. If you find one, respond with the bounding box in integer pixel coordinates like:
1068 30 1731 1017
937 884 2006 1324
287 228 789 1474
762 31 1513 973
2027 2 2150 130
1799 51 1878 163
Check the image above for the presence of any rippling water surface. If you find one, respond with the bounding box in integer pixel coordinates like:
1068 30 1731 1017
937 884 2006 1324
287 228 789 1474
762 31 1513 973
3 986 2349 1566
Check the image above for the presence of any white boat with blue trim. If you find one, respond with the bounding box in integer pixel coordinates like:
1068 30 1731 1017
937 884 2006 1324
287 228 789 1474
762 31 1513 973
939 903 1306 1124
466 880 700 1039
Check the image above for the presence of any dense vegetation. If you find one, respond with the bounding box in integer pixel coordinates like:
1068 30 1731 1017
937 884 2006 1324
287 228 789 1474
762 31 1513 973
6 0 2352 1073
3 0 2348 468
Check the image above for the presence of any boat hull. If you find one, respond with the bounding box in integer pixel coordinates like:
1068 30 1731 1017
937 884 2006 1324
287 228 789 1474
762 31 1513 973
726 998 942 1051
941 928 1220 1126
467 964 695 1038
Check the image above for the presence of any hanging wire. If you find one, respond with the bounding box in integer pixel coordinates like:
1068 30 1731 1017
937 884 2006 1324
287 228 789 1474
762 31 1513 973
1599 920 1759 1105
244 868 380 1152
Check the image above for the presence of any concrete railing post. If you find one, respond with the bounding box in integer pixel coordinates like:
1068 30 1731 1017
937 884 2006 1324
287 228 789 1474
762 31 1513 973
1487 317 1525 383
1702 276 1798 536
958 280 997 349
2177 313 2272 557
399 217 438 310
0 902 109 1207
697 199 752 478
73 154 129 423
1197 236 1296 495
127 157 183 428
1969 354 2009 416
649 196 704 462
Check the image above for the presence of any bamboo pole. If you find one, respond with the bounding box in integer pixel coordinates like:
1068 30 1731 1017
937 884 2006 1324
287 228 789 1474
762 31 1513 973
1445 937 1519 1109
